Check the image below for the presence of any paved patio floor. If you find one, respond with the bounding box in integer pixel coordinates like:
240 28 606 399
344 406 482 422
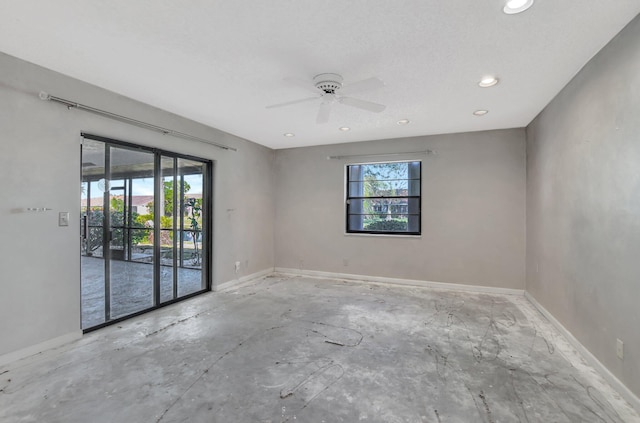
81 256 203 329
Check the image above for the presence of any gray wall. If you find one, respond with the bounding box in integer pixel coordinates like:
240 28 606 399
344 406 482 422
527 16 640 397
0 52 275 357
274 129 526 289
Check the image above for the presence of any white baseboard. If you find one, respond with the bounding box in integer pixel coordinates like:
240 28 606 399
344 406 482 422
274 267 524 296
0 331 83 368
215 267 275 292
524 291 640 414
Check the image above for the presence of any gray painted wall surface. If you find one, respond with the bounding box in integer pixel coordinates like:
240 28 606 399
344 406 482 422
0 52 275 357
527 15 640 397
274 129 526 289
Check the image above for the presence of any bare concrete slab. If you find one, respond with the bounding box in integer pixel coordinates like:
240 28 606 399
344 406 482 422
1 275 638 422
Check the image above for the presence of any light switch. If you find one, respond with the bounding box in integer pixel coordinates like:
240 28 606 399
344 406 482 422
59 211 70 226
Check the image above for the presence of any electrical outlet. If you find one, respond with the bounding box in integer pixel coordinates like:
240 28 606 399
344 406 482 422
343 259 349 267
235 261 241 273
616 339 624 360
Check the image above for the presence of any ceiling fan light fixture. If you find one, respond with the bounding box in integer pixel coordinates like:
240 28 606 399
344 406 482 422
479 76 499 87
397 119 410 125
503 0 534 14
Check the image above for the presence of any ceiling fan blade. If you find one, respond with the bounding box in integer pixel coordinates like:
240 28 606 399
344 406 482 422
339 96 386 113
283 76 319 94
316 101 332 124
339 77 385 95
266 96 320 109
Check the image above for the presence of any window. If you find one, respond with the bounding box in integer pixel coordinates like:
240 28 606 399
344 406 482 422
346 161 421 235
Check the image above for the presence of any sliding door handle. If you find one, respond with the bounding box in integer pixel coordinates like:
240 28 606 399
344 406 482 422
82 215 88 240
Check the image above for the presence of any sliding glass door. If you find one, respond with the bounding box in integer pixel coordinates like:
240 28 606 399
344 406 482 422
81 134 211 331
158 157 207 302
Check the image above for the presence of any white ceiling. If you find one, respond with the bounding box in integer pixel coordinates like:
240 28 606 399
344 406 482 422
1 1 639 149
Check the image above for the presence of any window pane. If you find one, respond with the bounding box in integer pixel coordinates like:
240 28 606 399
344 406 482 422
348 179 420 197
360 162 408 181
178 158 205 296
359 216 409 232
107 146 155 321
130 229 153 262
348 198 419 217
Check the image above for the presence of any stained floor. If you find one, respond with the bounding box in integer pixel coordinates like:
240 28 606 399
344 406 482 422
1 275 638 422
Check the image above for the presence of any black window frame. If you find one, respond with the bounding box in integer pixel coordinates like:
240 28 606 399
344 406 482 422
345 160 422 236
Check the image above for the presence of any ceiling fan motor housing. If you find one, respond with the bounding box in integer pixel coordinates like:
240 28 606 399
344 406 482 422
314 73 343 94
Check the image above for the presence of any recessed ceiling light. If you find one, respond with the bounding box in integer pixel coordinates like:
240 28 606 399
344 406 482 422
397 119 410 125
283 133 295 137
479 77 499 88
339 127 351 131
503 0 534 14
473 110 489 116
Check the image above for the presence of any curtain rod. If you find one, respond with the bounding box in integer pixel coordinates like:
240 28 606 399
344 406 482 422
39 91 237 152
327 150 435 160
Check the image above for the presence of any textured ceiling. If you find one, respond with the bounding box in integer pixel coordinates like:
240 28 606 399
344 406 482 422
1 1 639 149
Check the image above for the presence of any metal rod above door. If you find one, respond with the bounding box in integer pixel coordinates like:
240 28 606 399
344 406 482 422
41 91 237 152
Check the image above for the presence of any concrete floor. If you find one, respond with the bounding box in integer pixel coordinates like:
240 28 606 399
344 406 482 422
1 275 638 422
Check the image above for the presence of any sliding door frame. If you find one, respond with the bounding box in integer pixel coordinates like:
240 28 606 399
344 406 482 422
81 132 213 333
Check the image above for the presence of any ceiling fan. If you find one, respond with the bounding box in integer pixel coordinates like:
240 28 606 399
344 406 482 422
266 73 386 124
